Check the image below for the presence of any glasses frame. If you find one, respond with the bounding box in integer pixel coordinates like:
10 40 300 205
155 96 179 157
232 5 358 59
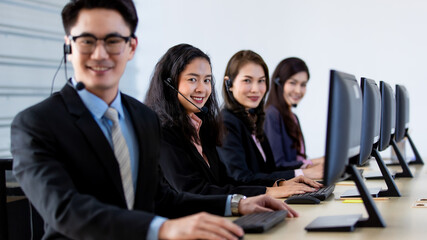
68 33 135 55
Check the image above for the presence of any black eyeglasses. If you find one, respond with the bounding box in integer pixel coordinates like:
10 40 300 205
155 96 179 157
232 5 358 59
68 33 135 54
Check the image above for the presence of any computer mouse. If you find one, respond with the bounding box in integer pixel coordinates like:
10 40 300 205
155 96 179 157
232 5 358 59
285 195 321 204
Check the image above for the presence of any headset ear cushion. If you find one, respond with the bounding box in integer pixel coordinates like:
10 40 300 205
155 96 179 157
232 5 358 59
274 77 281 86
64 43 72 54
225 79 232 91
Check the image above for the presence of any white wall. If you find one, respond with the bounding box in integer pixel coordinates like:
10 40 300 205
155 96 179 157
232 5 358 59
0 0 69 157
135 0 427 158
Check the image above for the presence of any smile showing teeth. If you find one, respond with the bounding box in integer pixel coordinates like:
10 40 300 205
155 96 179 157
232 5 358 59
191 96 204 104
91 66 109 71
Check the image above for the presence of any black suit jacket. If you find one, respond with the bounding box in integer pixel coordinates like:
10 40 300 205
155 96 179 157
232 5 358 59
217 109 295 186
159 126 266 196
11 85 227 240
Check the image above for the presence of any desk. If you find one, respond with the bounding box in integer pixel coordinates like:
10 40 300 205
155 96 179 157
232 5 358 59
241 164 426 239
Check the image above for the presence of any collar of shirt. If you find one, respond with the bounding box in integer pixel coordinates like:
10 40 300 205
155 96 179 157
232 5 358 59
72 78 125 120
188 112 202 135
188 113 210 167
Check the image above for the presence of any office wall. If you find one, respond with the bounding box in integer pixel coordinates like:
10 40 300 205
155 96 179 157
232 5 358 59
135 0 427 158
0 0 67 157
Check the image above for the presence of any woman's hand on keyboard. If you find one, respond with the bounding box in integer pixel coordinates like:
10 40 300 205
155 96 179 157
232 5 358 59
282 175 323 188
267 176 321 198
238 194 299 218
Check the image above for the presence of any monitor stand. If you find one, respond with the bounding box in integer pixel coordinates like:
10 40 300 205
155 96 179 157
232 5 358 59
305 164 386 232
406 132 424 165
390 139 413 178
371 149 401 197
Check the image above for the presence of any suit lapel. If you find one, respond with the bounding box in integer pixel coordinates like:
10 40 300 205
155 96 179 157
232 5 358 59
188 142 219 182
60 85 125 202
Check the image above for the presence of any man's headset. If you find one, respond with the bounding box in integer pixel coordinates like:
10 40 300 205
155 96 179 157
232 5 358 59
50 42 85 95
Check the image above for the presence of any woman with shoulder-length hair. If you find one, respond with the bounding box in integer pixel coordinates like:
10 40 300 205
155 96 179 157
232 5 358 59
217 51 323 187
145 44 320 199
265 57 324 169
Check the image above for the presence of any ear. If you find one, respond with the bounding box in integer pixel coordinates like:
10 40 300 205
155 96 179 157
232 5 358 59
127 36 138 61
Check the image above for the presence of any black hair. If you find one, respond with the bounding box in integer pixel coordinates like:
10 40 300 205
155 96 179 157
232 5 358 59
265 57 309 157
145 43 223 146
61 0 138 35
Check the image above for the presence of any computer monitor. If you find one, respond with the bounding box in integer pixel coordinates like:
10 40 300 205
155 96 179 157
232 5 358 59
358 78 400 197
378 81 395 152
305 70 385 232
395 85 424 164
395 85 409 142
379 81 413 178
356 78 381 166
322 70 362 186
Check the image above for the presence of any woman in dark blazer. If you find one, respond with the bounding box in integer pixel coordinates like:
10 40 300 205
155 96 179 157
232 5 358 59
264 57 324 168
217 51 323 186
145 44 320 198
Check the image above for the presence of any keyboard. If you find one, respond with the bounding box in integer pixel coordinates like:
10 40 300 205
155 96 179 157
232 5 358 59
233 210 288 233
291 184 335 201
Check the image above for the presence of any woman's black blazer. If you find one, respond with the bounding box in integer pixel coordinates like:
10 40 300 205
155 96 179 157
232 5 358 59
217 109 296 186
159 125 266 196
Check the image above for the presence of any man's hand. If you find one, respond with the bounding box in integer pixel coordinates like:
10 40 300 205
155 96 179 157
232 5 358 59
159 212 243 240
238 194 298 218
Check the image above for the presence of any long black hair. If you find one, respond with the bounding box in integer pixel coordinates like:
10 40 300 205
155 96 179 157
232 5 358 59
222 50 270 141
145 43 223 146
265 57 309 157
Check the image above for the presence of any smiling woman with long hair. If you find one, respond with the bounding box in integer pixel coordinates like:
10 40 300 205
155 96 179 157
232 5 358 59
145 44 320 198
265 57 324 168
217 51 323 187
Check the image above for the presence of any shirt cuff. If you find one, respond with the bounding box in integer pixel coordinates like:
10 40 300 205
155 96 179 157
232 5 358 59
225 194 232 216
147 216 168 240
295 169 304 176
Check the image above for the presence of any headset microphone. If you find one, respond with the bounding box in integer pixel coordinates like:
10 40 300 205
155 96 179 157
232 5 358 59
50 43 85 94
163 78 208 114
66 79 86 91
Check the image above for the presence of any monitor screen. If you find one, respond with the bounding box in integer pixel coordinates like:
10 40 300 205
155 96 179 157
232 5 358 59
323 70 363 186
378 81 396 152
356 78 381 166
395 84 410 142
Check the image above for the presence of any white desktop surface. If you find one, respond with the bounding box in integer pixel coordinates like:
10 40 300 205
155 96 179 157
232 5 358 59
238 164 426 239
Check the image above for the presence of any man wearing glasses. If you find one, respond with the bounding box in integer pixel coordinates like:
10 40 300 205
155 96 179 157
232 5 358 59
10 0 294 239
